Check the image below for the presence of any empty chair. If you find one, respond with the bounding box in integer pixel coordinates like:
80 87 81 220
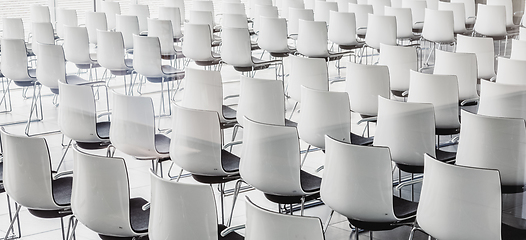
288 8 314 38
165 0 186 23
30 4 51 23
192 1 219 29
55 9 78 40
362 13 397 61
477 80 526 121
258 17 295 58
421 8 455 63
130 4 150 33
2 18 26 41
437 1 470 35
487 0 518 31
456 110 526 193
456 34 496 80
495 57 526 85
31 22 55 56
510 39 526 61
401 0 426 33
158 6 184 41
297 20 352 61
322 135 418 239
433 49 478 103
287 55 329 115
222 2 247 15
473 3 508 55
86 12 108 46
451 0 476 28
384 6 420 43
70 146 149 239
189 10 218 39
378 43 418 97
328 11 364 52
63 26 100 81
369 0 391 15
348 3 374 38
0 127 73 240
253 4 279 33
148 18 184 61
282 0 305 18
409 154 501 240
101 1 121 30
115 15 140 53
313 0 338 23
182 23 221 67
97 30 134 93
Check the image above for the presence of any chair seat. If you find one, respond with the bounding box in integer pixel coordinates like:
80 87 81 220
66 75 90 85
392 196 418 218
351 133 374 146
96 121 111 139
222 105 237 121
52 176 73 206
233 57 280 72
339 42 365 50
300 170 322 193
155 134 171 154
436 127 460 135
195 52 222 66
75 121 111 149
348 196 417 231
129 197 150 233
285 119 297 127
218 224 245 240
397 149 456 173
75 62 101 70
12 69 37 87
221 150 240 173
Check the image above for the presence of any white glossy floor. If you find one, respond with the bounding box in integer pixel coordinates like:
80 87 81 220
0 42 525 240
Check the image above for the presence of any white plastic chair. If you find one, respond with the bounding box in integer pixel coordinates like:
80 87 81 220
313 0 338 23
456 110 526 193
55 9 78 40
31 22 55 57
487 0 518 31
287 55 329 115
192 1 219 29
409 154 502 240
2 18 26 41
510 39 526 61
258 17 295 58
115 15 140 53
328 11 364 52
130 4 150 33
282 0 305 18
96 30 134 93
70 146 149 239
384 6 420 43
437 1 469 35
348 3 374 38
378 43 418 97
63 26 100 81
369 0 391 15
86 12 108 46
421 8 455 64
182 23 221 67
495 57 526 85
101 1 121 30
322 135 417 240
433 49 478 103
287 8 314 37
455 34 496 80
253 4 279 33
222 2 247 15
451 0 476 28
148 18 184 61
29 4 51 23
474 4 508 55
158 6 184 41
165 0 186 23
297 20 352 61
401 0 426 33
477 80 526 121
362 13 397 63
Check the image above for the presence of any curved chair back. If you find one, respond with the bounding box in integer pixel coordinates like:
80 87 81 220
437 1 467 34
63 26 92 65
369 0 391 15
346 62 390 117
401 0 426 29
373 96 436 167
253 4 279 33
288 8 314 36
328 11 359 46
322 136 398 222
116 15 140 51
487 0 514 28
222 13 251 29
36 43 66 92
298 86 351 149
159 6 184 39
240 117 305 195
0 128 58 209
477 80 526 120
164 0 186 24
109 91 158 158
245 196 325 240
0 39 33 83
258 17 290 54
149 172 218 240
30 4 51 23
222 2 247 15
56 9 78 39
282 0 305 18
171 104 227 176
433 49 478 101
101 1 121 30
378 43 417 93
181 68 228 122
237 76 286 127
97 30 129 71
297 20 330 58
348 3 373 33
451 0 475 25
182 23 215 62
192 1 216 17
221 27 253 67
384 6 414 39
456 34 496 80
133 35 163 78
495 57 526 85
422 8 454 43
418 154 502 240
189 10 215 36
31 22 55 56
86 12 108 45
148 18 177 57
474 4 507 38
457 110 526 188
407 70 460 129
314 1 338 23
2 18 25 40
511 39 526 61
130 4 150 33
288 56 329 103
365 13 397 50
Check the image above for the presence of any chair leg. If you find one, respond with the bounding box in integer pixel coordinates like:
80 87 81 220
219 183 225 225
66 216 78 240
324 210 334 233
301 145 311 167
227 179 244 227
3 203 21 240
56 139 73 172
300 196 305 216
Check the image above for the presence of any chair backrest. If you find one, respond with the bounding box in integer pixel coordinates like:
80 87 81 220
369 0 391 15
192 1 215 15
391 0 403 8
422 8 455 43
250 0 274 18
220 27 253 67
457 110 526 188
0 39 32 82
63 26 92 65
298 86 351 149
473 4 507 38
171 104 227 176
418 154 502 240
288 55 329 102
182 23 215 62
221 13 250 29
72 147 139 237
437 1 467 34
288 8 314 35
487 0 514 28
346 61 390 117
401 0 426 26
36 43 67 91
477 80 526 120
97 30 128 71
451 0 475 22
384 6 414 39
116 15 140 50
56 9 78 39
31 22 55 56
30 4 51 23
2 18 25 40
86 12 108 45
149 172 218 240
189 10 216 37
282 0 305 18
148 18 177 57
0 128 58 209
373 96 436 167
237 76 286 127
348 3 374 31
253 4 279 32
407 70 460 129
258 17 290 53
297 20 330 58
511 39 526 61
109 91 158 158
101 1 121 30
364 13 397 50
181 68 227 122
158 6 184 39
495 57 526 85
130 4 150 33
245 196 325 240
164 0 186 23
133 35 163 78
240 117 305 196
322 136 398 222
314 1 338 23
328 11 359 46
456 34 496 80
58 81 100 143
222 2 247 15
433 49 478 101
378 43 417 92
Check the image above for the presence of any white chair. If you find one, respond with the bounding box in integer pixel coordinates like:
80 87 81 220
287 8 314 38
130 4 150 33
158 6 184 41
328 11 364 53
29 4 51 23
495 57 526 85
401 0 426 34
473 4 508 55
97 30 134 93
362 13 397 63
258 17 295 58
31 22 55 57
296 20 352 61
437 1 470 35
192 1 219 30
86 12 108 46
322 135 418 240
433 49 478 103
348 3 374 38
148 18 184 61
369 0 391 15
70 146 149 239
451 0 476 28
253 4 279 33
409 154 502 240
63 26 100 81
487 0 518 31
455 34 496 80
384 6 420 43
282 0 305 18
378 43 418 97
115 15 140 53
101 1 121 30
510 39 526 61
55 9 78 40
222 2 247 15
477 80 526 121
165 0 186 23
2 18 26 41
456 110 526 193
421 8 455 64
182 23 222 67
313 0 338 23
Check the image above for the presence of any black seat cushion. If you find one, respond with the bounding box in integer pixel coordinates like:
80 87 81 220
300 170 321 193
52 176 73 206
217 224 244 240
154 134 171 154
436 149 456 162
392 196 418 219
339 42 364 50
348 196 417 231
96 121 111 139
398 149 456 174
129 197 150 233
436 127 460 136
192 150 241 184
221 150 240 173
0 162 4 193
351 133 373 146
222 105 237 121
262 171 321 204
285 119 297 127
